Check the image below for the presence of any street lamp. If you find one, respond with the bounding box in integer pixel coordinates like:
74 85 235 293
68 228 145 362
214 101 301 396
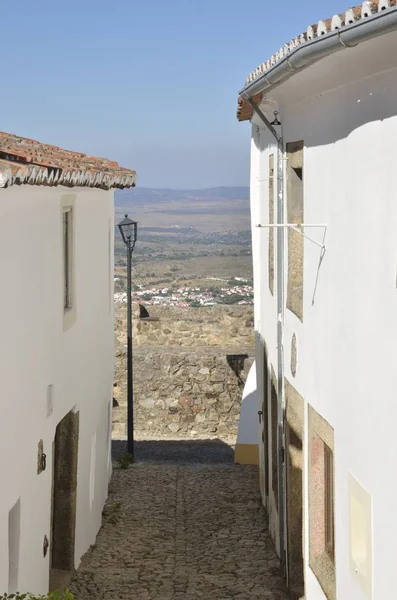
118 214 138 459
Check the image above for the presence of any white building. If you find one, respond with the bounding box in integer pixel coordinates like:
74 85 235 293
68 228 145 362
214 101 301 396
238 4 397 600
0 132 136 594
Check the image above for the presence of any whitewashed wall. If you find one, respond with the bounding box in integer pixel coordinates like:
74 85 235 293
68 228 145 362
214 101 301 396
235 361 259 445
249 27 397 600
0 185 114 594
250 122 280 546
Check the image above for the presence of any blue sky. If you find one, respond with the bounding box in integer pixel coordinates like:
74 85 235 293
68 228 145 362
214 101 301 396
1 0 350 188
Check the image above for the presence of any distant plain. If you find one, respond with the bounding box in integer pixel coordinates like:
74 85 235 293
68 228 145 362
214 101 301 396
114 187 252 289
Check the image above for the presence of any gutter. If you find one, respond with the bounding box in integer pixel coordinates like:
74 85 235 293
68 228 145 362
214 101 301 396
239 6 397 100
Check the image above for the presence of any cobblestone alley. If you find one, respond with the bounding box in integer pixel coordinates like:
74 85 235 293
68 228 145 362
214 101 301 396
70 440 289 600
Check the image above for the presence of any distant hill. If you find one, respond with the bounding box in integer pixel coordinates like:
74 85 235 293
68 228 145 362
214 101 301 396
115 186 250 206
114 185 253 284
115 186 251 233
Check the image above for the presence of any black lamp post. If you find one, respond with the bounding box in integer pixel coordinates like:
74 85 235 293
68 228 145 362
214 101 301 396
118 214 138 459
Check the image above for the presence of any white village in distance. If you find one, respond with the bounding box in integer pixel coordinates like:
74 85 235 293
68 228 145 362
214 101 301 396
114 277 254 307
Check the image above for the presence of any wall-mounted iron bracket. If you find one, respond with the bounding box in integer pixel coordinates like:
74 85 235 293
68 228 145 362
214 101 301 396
256 223 327 255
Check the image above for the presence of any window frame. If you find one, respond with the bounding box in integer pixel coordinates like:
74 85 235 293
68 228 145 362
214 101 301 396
63 206 73 311
308 405 336 600
286 140 304 321
324 443 335 559
61 195 76 331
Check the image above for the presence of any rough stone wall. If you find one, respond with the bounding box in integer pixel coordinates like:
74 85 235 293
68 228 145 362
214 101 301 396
132 305 254 348
113 305 254 439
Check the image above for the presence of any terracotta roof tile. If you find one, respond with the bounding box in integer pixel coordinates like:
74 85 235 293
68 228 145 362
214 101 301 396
0 131 136 189
237 1 396 121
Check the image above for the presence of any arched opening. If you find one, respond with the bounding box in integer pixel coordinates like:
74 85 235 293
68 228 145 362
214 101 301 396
49 410 79 591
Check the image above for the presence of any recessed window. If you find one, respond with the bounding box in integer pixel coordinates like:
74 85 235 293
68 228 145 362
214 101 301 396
324 444 335 559
63 207 73 310
286 140 304 321
309 405 336 600
61 195 76 331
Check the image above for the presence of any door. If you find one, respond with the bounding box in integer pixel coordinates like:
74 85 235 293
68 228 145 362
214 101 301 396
285 380 305 598
261 346 270 500
49 410 79 591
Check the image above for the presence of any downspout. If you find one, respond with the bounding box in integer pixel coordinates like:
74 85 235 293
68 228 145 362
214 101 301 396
246 99 287 578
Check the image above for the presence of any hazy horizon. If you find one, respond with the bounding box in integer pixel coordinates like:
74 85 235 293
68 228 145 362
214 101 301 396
0 0 351 188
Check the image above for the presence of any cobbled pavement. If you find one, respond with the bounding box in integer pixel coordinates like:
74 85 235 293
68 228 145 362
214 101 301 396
70 440 289 600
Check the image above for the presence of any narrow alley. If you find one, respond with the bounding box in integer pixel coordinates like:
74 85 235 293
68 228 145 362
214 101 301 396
70 440 289 600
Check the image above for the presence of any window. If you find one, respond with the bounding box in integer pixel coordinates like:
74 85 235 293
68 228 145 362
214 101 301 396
63 207 73 310
324 444 335 559
309 405 336 600
268 154 275 295
286 141 304 321
61 195 76 331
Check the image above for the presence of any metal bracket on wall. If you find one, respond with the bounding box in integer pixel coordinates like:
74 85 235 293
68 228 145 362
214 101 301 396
257 222 328 306
256 223 328 255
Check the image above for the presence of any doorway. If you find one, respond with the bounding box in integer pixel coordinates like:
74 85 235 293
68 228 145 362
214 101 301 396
285 380 305 598
50 410 79 591
262 345 269 500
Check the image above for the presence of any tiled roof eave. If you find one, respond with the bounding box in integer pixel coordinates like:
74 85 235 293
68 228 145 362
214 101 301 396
0 159 136 190
237 2 397 121
0 132 136 189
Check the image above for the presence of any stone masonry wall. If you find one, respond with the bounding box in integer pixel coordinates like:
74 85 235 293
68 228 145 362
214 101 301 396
133 305 254 348
113 305 254 439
